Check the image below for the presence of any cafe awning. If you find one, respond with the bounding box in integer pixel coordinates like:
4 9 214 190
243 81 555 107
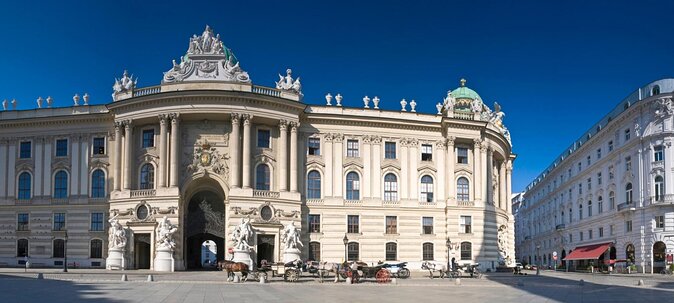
564 243 612 261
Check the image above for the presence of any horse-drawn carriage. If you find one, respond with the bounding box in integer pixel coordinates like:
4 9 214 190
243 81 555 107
257 260 304 282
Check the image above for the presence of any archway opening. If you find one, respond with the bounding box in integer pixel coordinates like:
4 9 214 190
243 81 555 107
626 244 635 265
653 241 666 273
184 180 226 270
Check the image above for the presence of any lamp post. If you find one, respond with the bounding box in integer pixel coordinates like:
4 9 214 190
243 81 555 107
343 234 349 262
63 231 68 273
536 243 541 276
446 237 452 271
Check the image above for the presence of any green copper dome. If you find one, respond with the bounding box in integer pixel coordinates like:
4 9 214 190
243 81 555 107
451 79 481 100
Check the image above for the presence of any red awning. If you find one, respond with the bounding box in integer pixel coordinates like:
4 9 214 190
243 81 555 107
564 243 612 261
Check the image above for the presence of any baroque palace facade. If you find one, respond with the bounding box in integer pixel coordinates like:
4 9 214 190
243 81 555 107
516 79 674 273
0 26 515 271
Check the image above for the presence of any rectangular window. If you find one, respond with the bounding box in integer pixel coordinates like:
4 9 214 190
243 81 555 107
20 141 31 158
93 137 105 155
257 129 271 148
597 172 602 185
347 215 359 234
598 198 603 213
569 233 573 243
56 139 68 157
587 155 591 166
309 214 321 233
580 231 584 241
142 129 155 148
17 213 29 231
578 183 582 195
460 216 472 234
457 147 468 164
656 215 665 228
625 129 631 141
588 229 593 240
385 141 396 159
625 156 632 171
422 217 433 234
307 138 320 155
608 140 614 152
568 169 572 179
587 178 592 190
53 213 66 231
654 146 664 162
610 224 614 235
90 213 104 231
385 216 397 234
625 220 633 233
597 148 602 159
421 144 433 161
608 165 614 180
346 140 359 157
577 162 581 172
599 227 604 237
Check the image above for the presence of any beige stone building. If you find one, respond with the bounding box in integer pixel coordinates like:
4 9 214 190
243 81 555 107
0 26 515 271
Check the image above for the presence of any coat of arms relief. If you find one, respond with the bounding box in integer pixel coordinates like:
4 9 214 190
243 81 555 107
183 139 230 181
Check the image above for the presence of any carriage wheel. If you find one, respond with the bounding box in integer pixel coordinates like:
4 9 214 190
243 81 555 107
399 268 410 279
284 269 299 282
376 269 391 284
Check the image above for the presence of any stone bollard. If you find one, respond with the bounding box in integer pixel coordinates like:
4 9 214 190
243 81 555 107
147 275 154 282
36 273 44 280
346 277 352 284
259 275 266 284
121 274 128 282
637 279 645 286
455 278 461 285
579 279 585 286
391 278 398 285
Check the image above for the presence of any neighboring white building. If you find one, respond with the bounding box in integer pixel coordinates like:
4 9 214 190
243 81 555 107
0 26 515 271
516 79 674 273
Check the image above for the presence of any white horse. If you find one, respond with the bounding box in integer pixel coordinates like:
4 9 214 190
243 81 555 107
314 261 342 283
421 261 447 279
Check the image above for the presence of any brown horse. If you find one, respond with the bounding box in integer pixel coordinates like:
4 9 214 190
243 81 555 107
218 260 250 281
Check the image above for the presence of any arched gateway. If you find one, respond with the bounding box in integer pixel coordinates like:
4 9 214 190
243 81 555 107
183 179 227 269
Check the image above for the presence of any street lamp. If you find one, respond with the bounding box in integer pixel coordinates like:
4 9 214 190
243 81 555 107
63 231 68 273
536 243 541 276
343 234 349 262
446 237 452 271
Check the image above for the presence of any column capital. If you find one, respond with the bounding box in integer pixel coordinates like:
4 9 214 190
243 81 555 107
289 121 300 132
332 133 344 143
435 139 447 149
473 138 482 148
231 113 241 124
122 119 133 130
371 135 382 144
158 114 169 124
169 113 180 123
362 135 371 144
279 119 288 131
242 114 253 126
447 136 456 147
323 133 334 142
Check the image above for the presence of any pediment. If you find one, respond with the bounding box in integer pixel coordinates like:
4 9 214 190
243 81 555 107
381 160 401 171
418 163 437 173
306 155 325 167
343 158 363 169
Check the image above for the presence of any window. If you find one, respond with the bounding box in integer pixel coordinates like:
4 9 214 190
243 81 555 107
587 156 591 166
385 142 396 159
456 177 470 201
456 147 469 164
53 170 68 199
18 172 31 200
577 162 581 172
460 242 472 260
257 129 270 148
53 239 65 258
578 183 582 195
588 200 593 217
306 170 321 199
53 213 66 231
384 173 398 201
347 215 359 234
20 141 31 158
597 172 602 185
422 217 433 234
93 137 105 155
347 242 359 261
308 138 320 155
309 242 321 261
598 196 603 213
610 224 614 235
56 139 68 157
420 175 433 202
17 213 29 231
142 129 155 148
17 239 28 257
609 191 615 209
608 140 614 152
597 148 601 159
91 213 104 231
625 183 633 203
625 156 632 171
656 215 665 228
308 214 320 233
588 229 593 240
346 172 360 200
421 144 433 161
346 139 359 157
608 165 614 180
655 176 664 201
422 243 434 261
386 242 397 261
579 203 583 220
569 208 572 223
599 227 604 237
587 178 592 190
90 239 103 258
255 164 271 190
569 233 573 243
625 220 633 232
653 145 664 162
580 231 583 241
91 169 106 198
460 216 472 233
140 164 155 189
652 85 661 96
386 216 397 234
624 129 630 141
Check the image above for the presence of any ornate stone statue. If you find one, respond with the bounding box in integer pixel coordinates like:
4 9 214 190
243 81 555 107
372 96 380 109
655 97 674 118
156 216 178 250
471 97 483 113
112 70 137 96
2 99 7 110
108 214 127 249
497 225 509 266
281 221 303 250
489 102 505 129
275 68 302 95
36 97 43 109
410 99 417 112
443 90 455 113
231 217 254 251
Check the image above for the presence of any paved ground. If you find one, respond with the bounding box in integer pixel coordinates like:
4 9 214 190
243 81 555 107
1 269 674 302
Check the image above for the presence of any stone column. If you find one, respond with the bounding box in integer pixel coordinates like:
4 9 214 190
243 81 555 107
333 134 344 197
169 113 180 187
506 159 513 214
473 139 482 200
241 114 252 189
34 137 43 197
0 140 7 198
70 135 80 196
7 140 16 197
500 161 507 210
123 121 133 190
80 135 90 196
290 122 299 192
158 114 168 188
230 114 241 188
446 137 455 200
408 139 419 200
278 120 288 192
435 140 446 203
481 144 489 204
400 139 409 199
42 138 51 196
323 134 333 197
362 136 371 198
114 122 123 191
371 136 382 199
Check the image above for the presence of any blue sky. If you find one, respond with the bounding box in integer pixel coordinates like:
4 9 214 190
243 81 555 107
0 0 672 192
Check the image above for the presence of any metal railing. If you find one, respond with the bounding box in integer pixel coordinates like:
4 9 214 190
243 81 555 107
650 194 674 205
617 202 636 211
130 189 156 198
253 190 280 198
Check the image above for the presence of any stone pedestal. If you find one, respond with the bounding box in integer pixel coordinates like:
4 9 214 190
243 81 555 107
106 248 126 270
232 249 253 268
153 247 175 272
283 248 302 263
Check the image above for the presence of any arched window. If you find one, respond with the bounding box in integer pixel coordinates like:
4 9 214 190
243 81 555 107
626 244 635 263
386 242 397 261
652 85 661 96
17 239 28 257
598 196 603 213
587 200 593 217
255 164 270 190
655 176 664 201
90 239 103 258
609 191 615 209
53 239 65 258
346 172 360 200
347 242 359 261
420 175 434 202
422 243 434 261
457 177 470 201
306 170 321 199
53 170 68 199
309 241 321 261
460 242 472 260
91 169 106 198
383 173 398 201
625 183 633 203
140 164 155 189
18 172 31 200
578 203 583 220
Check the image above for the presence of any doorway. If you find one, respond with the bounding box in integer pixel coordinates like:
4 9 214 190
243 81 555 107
184 189 225 269
257 235 275 266
134 233 151 269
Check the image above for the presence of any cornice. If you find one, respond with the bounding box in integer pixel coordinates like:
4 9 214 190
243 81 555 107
0 113 113 129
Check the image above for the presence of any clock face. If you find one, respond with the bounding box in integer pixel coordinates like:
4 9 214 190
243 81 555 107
200 152 210 165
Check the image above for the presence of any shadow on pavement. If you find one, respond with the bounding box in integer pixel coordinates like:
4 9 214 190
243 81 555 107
0 274 125 303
